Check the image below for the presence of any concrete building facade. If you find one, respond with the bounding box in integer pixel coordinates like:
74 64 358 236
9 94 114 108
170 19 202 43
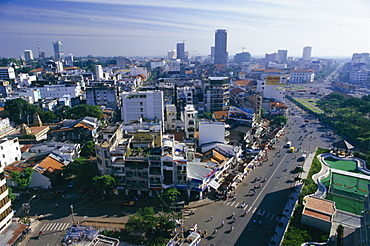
121 91 164 124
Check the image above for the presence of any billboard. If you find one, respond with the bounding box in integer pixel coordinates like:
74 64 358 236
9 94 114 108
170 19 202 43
266 76 286 85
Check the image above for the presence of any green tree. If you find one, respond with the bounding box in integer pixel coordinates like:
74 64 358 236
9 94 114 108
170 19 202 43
8 187 16 202
39 110 57 123
4 98 41 125
16 66 32 74
11 167 34 189
80 140 96 157
92 175 115 192
125 207 176 246
67 104 103 119
160 188 180 204
62 157 99 188
0 58 21 67
271 115 287 126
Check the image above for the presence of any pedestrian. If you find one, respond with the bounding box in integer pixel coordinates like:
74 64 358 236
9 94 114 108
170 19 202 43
222 221 224 226
210 215 213 220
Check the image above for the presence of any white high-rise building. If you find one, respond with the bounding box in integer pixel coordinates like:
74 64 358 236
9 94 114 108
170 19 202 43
24 50 34 61
302 46 312 61
55 61 63 73
0 67 16 80
95 65 104 80
183 105 198 139
121 91 164 125
167 49 177 59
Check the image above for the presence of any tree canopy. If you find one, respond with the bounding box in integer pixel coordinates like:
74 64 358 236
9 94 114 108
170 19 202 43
271 115 287 126
92 175 115 192
125 207 176 246
316 93 370 148
80 140 96 157
4 98 41 125
62 157 99 188
11 167 34 189
64 104 103 119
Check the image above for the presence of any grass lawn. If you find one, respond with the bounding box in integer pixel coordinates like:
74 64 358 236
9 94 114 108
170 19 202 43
323 157 359 173
325 193 363 215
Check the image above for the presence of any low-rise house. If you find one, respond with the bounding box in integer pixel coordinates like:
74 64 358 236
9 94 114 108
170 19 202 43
269 102 288 115
5 152 69 189
47 117 100 142
301 196 336 233
28 142 81 162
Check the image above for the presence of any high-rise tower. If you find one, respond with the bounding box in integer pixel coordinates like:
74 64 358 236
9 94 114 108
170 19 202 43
278 50 288 63
53 40 65 61
214 29 228 64
302 46 312 61
176 42 186 60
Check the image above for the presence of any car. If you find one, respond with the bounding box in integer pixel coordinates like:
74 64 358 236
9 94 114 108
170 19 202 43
304 119 309 122
67 181 74 188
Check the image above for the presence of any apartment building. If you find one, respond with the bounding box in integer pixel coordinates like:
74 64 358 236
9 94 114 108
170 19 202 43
203 77 229 113
289 69 315 83
31 84 82 99
85 86 121 110
0 67 15 80
121 91 164 125
0 155 12 234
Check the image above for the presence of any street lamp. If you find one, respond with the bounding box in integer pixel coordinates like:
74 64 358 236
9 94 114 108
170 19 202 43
70 205 75 225
23 195 37 216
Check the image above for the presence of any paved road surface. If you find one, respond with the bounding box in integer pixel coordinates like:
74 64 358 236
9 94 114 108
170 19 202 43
185 102 335 246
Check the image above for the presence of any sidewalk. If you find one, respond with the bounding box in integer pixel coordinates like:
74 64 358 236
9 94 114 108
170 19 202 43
185 198 214 209
311 154 331 199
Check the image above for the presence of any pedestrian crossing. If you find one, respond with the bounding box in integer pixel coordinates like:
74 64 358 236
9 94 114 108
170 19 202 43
63 193 87 199
223 200 282 221
40 222 70 231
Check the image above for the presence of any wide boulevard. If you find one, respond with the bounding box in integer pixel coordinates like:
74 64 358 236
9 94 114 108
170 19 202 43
184 101 336 246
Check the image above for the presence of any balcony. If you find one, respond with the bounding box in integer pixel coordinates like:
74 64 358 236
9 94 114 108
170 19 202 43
113 171 125 177
112 163 125 168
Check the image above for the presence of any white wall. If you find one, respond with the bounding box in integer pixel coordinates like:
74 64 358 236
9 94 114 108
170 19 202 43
29 171 51 189
198 122 225 147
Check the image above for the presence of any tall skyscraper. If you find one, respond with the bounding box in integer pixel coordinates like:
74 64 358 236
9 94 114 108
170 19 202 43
214 29 228 64
53 40 65 61
302 46 312 61
176 42 186 60
278 50 288 63
24 50 34 61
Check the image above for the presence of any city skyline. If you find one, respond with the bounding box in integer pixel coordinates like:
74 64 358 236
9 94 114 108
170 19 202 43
0 0 369 59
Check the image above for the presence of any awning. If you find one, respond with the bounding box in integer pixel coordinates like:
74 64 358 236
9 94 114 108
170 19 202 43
208 180 220 190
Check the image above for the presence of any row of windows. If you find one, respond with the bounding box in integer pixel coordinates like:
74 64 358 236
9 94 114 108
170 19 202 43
0 184 7 194
0 207 12 222
0 196 9 208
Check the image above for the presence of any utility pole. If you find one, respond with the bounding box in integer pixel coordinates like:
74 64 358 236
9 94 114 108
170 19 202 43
70 205 75 225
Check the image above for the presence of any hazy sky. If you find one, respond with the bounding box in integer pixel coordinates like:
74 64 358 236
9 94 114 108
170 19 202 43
0 0 369 59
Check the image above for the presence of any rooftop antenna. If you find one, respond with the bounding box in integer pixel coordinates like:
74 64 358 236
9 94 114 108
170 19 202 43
237 46 247 52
